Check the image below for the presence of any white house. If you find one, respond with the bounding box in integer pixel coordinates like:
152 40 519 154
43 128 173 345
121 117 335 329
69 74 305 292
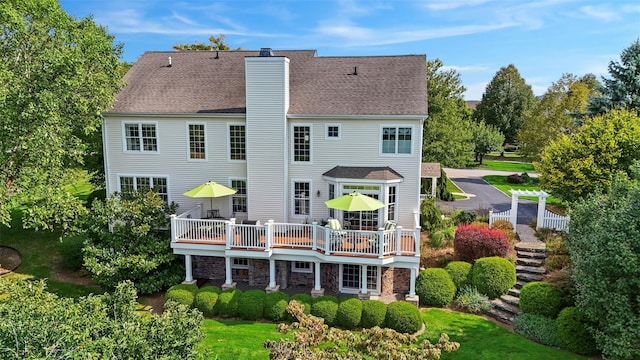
102 49 427 302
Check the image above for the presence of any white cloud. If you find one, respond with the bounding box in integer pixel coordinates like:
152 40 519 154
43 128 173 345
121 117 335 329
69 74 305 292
464 82 489 100
578 5 621 22
422 0 494 11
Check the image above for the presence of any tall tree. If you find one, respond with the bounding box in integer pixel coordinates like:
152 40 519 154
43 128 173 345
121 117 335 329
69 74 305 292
471 121 504 165
537 110 640 202
589 39 640 115
474 64 537 145
422 59 474 167
173 34 239 51
518 73 599 161
0 0 122 229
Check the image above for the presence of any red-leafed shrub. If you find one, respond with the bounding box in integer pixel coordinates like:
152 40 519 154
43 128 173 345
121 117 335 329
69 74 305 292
454 223 511 262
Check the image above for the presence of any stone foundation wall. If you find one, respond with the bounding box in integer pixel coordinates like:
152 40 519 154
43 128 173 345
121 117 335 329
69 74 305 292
321 263 339 292
393 268 411 294
381 267 395 296
193 256 225 280
289 268 314 287
248 259 269 287
277 261 289 289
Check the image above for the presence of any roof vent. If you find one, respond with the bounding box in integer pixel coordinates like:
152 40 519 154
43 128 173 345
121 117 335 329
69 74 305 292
167 56 172 67
259 48 274 57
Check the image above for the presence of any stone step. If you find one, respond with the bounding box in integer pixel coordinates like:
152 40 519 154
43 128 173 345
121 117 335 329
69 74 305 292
487 308 516 324
508 288 520 297
500 294 520 306
491 298 521 315
516 265 546 274
515 242 547 253
516 250 547 259
517 272 544 282
514 280 528 289
517 257 544 267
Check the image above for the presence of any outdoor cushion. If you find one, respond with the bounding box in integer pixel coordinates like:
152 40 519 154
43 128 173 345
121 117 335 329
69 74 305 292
327 218 343 231
383 221 397 231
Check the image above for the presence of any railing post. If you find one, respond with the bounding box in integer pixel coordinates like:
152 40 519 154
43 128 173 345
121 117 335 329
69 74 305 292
225 219 235 250
414 228 421 257
170 214 178 243
378 229 384 259
489 210 494 227
311 222 318 251
265 220 274 250
396 226 402 255
325 226 331 255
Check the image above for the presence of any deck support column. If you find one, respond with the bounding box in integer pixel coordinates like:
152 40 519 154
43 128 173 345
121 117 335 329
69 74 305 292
265 259 280 293
181 254 196 284
360 265 368 295
405 267 419 306
222 256 236 289
311 262 324 297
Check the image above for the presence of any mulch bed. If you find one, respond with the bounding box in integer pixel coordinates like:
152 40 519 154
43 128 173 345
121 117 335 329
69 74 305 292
0 246 22 275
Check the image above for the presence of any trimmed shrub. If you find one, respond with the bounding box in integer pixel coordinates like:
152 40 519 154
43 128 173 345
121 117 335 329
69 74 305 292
198 285 221 294
216 288 242 318
57 235 85 270
469 257 516 299
454 286 491 314
545 254 571 272
444 261 472 291
384 302 422 334
360 300 387 329
290 294 313 315
545 234 569 255
164 289 195 308
416 268 456 307
264 291 290 322
454 223 511 262
519 282 564 318
544 268 576 308
238 290 265 321
491 220 516 244
167 283 199 294
194 291 218 317
513 313 563 348
451 209 477 225
556 307 599 355
311 295 339 326
336 298 363 329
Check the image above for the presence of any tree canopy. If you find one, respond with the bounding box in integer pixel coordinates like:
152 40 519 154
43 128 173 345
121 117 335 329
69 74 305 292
473 64 538 145
0 0 123 229
173 34 239 51
471 121 504 165
589 39 640 115
536 110 640 202
422 59 473 167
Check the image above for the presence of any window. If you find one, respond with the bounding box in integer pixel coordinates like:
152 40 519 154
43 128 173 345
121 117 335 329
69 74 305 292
381 126 412 155
119 176 168 202
328 184 335 219
387 186 396 221
342 185 380 230
232 258 249 269
325 124 340 140
124 123 157 152
187 123 206 160
292 261 312 273
293 181 310 216
293 126 311 162
340 265 380 293
229 124 246 161
231 179 247 214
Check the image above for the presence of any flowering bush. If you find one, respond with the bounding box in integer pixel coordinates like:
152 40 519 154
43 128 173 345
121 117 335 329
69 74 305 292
454 223 511 262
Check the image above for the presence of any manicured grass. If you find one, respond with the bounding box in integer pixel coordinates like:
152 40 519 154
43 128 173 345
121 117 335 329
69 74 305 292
474 160 535 173
198 319 291 359
446 178 467 200
421 308 585 360
482 175 563 205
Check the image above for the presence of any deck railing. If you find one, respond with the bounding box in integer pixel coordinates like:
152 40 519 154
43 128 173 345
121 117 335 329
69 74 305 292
170 210 420 258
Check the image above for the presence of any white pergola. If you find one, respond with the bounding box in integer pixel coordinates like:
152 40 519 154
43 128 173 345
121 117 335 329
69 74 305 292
509 189 549 230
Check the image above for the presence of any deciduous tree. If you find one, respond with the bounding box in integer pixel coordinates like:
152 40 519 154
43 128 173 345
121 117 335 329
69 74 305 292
0 0 122 229
173 34 239 51
471 121 504 165
474 64 537 145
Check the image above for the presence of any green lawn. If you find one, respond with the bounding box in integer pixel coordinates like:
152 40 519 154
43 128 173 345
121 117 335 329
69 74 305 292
474 160 535 173
198 319 291 359
446 178 467 200
482 175 563 205
421 309 585 360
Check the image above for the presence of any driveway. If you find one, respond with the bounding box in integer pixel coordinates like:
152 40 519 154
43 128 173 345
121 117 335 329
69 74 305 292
437 168 538 225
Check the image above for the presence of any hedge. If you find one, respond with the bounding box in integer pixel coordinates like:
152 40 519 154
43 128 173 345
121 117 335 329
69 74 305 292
416 268 456 307
311 295 339 326
193 291 218 317
444 261 472 291
360 300 387 328
336 298 363 329
454 223 511 262
384 301 422 334
264 292 290 322
164 289 195 308
238 290 266 321
289 293 313 315
557 307 599 355
513 313 563 348
198 285 221 294
469 257 516 299
519 282 564 318
216 288 242 318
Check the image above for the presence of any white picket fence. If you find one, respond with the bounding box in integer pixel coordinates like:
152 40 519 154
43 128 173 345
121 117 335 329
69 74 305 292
489 209 512 229
540 209 569 231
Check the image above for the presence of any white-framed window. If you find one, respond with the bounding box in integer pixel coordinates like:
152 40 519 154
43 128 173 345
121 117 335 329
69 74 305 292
228 124 246 161
292 125 311 163
342 185 380 230
291 261 312 274
186 123 206 160
328 183 335 219
387 186 397 222
123 122 158 153
232 258 249 269
325 124 341 140
340 265 380 294
380 125 413 155
231 178 247 214
118 175 168 202
293 181 311 217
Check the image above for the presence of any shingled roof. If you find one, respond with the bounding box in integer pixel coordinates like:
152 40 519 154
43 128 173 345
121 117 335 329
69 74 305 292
107 50 427 116
323 166 404 180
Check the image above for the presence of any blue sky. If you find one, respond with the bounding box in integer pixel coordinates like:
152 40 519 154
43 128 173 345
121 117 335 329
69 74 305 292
59 0 639 100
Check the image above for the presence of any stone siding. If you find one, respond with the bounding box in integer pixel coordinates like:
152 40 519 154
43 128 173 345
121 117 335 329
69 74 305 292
321 263 339 292
193 256 225 280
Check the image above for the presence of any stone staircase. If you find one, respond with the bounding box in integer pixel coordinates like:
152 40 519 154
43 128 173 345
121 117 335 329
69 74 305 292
487 231 547 325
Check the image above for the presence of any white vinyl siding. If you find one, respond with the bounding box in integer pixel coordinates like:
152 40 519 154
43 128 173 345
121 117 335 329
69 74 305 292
123 122 158 153
187 123 206 160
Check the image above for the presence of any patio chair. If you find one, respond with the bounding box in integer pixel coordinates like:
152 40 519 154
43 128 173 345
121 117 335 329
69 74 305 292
369 221 397 252
327 218 347 248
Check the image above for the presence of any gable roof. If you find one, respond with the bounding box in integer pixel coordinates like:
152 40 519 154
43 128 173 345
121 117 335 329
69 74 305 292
107 50 427 116
323 166 404 180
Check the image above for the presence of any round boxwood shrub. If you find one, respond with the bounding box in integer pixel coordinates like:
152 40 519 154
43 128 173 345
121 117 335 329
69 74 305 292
237 289 266 321
513 313 563 348
444 261 472 291
556 307 599 355
336 298 363 329
194 291 219 317
470 256 516 299
384 301 422 334
164 289 195 308
519 282 564 318
264 291 290 322
361 299 387 329
216 288 243 318
289 293 313 315
198 285 221 294
167 283 199 294
311 295 339 326
416 268 456 307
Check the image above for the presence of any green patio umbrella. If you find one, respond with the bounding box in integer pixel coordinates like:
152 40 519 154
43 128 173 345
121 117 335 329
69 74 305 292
325 192 384 229
183 181 237 210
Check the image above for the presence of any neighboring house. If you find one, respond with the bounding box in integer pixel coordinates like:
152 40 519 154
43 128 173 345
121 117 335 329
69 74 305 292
102 49 427 302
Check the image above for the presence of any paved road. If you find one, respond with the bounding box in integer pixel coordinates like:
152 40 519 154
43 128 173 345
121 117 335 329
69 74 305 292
437 168 538 225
